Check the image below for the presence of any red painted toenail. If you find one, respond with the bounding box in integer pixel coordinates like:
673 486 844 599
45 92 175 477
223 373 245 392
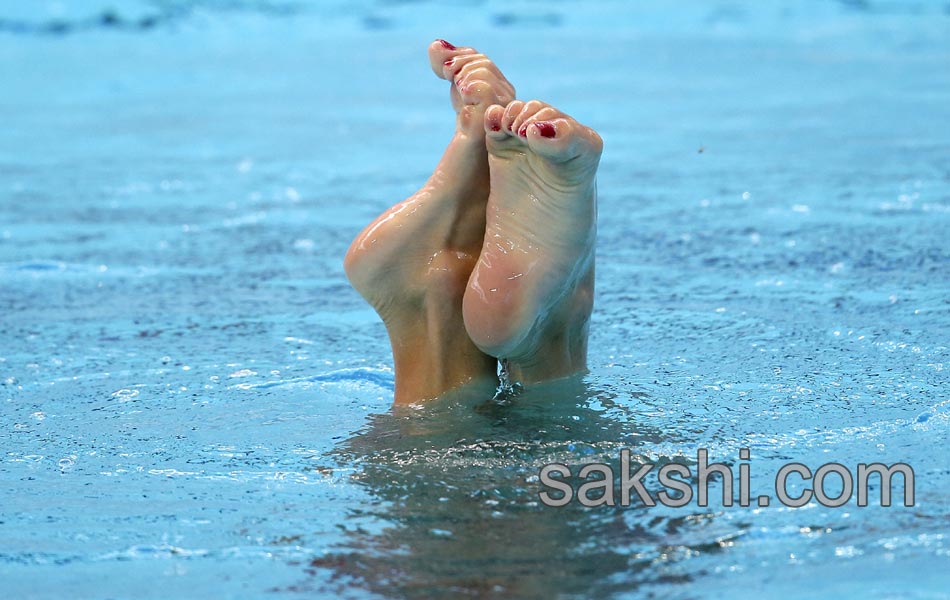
535 122 557 138
438 39 456 50
443 58 454 66
490 123 501 131
518 124 528 137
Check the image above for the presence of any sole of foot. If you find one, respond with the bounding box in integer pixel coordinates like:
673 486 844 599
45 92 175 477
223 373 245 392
462 99 603 383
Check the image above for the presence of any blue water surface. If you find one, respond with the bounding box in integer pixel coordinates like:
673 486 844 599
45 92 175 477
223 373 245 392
1 1 949 598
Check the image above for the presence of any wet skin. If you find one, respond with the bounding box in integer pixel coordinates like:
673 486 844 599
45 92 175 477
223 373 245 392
345 40 602 403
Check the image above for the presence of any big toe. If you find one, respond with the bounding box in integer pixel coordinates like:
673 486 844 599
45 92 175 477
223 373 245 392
525 118 603 164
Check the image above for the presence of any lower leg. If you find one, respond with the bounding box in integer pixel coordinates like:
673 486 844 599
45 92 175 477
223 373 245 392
344 40 516 403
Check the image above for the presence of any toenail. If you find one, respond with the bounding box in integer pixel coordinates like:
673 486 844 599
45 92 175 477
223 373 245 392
438 39 457 50
443 58 454 66
518 124 528 137
535 122 557 138
490 123 501 132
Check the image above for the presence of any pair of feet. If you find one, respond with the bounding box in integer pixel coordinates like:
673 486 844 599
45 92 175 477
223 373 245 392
344 40 603 404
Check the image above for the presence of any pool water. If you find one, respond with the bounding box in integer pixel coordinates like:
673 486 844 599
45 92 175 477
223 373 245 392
2 1 949 598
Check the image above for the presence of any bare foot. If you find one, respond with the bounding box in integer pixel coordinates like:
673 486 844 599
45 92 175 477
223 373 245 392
344 40 515 403
462 100 603 383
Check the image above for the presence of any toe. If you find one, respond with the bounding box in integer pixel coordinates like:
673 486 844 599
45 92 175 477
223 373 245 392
457 66 514 107
483 105 507 138
526 117 604 164
500 101 526 135
444 54 491 80
516 106 560 137
453 56 508 82
523 117 575 159
429 39 476 79
457 72 495 106
511 100 550 138
449 56 515 106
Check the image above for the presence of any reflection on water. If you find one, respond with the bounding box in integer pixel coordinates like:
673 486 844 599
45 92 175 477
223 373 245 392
312 377 734 598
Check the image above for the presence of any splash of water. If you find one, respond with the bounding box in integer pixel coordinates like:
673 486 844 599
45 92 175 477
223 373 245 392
493 358 524 403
